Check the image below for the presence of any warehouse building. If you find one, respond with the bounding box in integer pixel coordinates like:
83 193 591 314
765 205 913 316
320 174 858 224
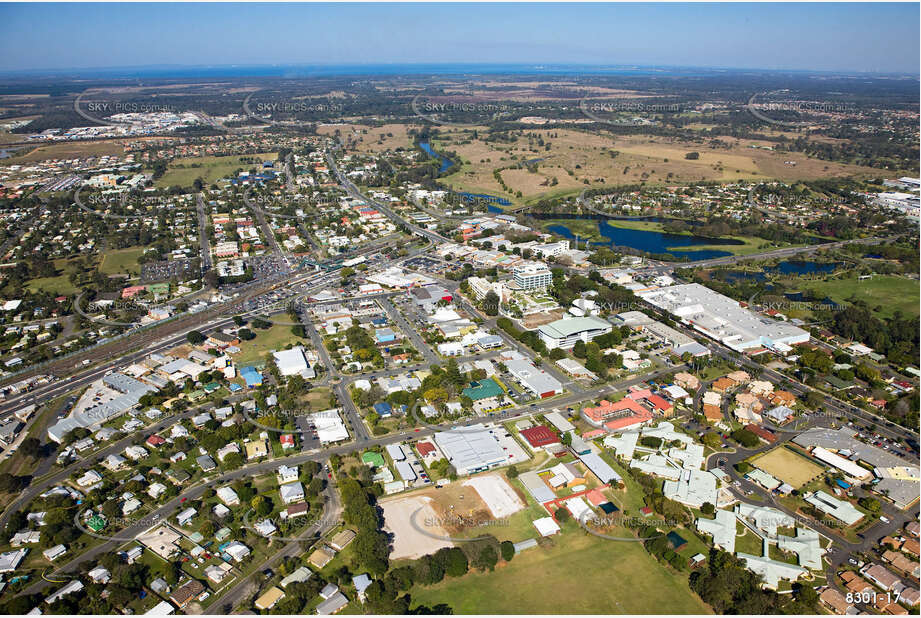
538 316 613 350
505 358 562 398
273 346 315 378
638 283 809 352
433 424 508 475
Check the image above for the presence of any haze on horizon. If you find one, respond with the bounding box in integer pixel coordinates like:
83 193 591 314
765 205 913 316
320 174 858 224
0 2 918 75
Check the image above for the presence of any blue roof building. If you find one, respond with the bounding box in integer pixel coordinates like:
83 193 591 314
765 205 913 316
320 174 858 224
240 366 263 388
375 328 396 344
373 402 392 418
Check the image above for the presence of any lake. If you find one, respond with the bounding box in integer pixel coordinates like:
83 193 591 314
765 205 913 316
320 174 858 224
538 215 742 260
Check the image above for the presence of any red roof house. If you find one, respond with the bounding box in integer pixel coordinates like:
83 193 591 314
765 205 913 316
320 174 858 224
645 394 673 414
146 435 166 447
744 424 777 443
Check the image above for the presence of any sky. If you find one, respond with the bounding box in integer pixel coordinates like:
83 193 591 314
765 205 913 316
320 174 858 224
0 2 918 74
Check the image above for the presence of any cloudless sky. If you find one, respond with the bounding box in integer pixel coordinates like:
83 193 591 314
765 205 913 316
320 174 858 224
0 2 917 74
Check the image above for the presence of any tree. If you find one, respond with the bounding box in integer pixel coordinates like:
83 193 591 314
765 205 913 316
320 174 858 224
473 545 498 571
483 291 499 316
186 330 205 345
700 502 715 516
500 540 515 562
701 432 721 449
731 428 760 448
505 465 519 479
438 547 468 577
555 508 570 524
19 437 43 459
251 495 272 517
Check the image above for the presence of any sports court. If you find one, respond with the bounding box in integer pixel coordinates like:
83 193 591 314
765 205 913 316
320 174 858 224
751 446 826 488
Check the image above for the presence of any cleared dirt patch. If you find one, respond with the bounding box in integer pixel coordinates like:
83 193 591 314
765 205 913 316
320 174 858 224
381 495 454 560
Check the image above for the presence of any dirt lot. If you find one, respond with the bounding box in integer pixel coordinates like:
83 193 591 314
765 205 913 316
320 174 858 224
381 494 455 560
751 446 826 489
521 309 565 329
382 476 533 559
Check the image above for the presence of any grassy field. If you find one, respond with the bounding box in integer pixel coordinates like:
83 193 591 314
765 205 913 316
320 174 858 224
26 274 77 295
409 528 711 614
3 139 128 163
98 247 147 277
785 274 920 318
428 127 886 209
316 123 412 153
234 321 305 366
750 446 826 489
155 152 277 188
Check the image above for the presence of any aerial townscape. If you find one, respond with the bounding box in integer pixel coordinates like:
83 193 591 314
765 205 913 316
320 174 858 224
0 2 917 616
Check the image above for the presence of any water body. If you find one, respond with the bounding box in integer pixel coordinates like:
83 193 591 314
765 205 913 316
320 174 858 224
720 261 840 283
538 215 742 260
418 141 453 173
772 260 839 276
0 148 20 159
784 292 843 310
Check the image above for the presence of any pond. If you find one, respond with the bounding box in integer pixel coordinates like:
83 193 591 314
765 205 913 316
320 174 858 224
720 261 841 282
537 214 743 260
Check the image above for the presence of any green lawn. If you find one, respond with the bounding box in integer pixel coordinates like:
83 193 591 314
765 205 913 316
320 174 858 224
234 321 306 366
155 152 277 189
410 530 711 614
26 274 77 295
99 247 147 277
787 274 919 318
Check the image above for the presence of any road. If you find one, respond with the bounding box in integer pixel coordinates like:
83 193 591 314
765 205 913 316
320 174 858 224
204 479 342 614
245 190 289 266
378 297 439 365
195 193 213 273
326 150 449 245
678 236 886 269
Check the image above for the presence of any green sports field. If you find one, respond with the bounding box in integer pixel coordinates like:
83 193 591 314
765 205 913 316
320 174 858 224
788 274 919 319
410 530 711 614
